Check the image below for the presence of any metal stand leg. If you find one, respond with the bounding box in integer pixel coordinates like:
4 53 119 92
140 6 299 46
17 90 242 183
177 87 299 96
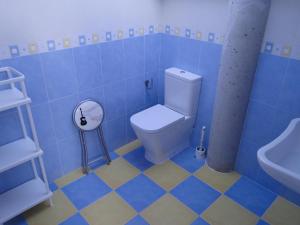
97 126 111 165
79 130 89 174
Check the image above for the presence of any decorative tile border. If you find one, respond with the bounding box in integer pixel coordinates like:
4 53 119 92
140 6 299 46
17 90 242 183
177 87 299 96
1 24 299 61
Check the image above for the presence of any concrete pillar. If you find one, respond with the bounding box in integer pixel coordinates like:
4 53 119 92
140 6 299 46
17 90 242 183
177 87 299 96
207 0 271 172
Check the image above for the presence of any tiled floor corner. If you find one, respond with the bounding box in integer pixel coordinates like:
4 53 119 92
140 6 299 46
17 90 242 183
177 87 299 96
4 144 300 225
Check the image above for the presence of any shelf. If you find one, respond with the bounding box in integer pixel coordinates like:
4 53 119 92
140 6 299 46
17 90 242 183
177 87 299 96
0 178 52 223
0 88 31 112
0 138 43 173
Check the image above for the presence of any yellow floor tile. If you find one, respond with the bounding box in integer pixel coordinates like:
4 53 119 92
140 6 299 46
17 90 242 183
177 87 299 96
24 190 76 225
263 196 300 225
95 157 140 189
115 139 141 155
194 164 240 192
81 192 136 225
141 194 197 225
202 195 258 225
55 168 84 188
144 161 189 190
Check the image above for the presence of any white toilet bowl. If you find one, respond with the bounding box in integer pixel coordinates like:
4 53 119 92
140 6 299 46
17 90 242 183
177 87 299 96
130 68 202 164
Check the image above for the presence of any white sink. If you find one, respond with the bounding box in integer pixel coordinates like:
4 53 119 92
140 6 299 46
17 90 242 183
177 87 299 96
257 118 300 194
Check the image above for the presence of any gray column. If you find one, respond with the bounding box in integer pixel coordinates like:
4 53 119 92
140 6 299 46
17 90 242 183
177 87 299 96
207 0 271 172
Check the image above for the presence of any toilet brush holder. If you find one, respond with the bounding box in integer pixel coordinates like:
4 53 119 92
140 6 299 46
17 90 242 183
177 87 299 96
195 126 207 160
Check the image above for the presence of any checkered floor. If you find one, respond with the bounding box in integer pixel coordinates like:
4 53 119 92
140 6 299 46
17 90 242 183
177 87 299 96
5 141 300 225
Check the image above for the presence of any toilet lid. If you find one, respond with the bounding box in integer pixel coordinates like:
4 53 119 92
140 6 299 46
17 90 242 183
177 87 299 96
130 104 184 133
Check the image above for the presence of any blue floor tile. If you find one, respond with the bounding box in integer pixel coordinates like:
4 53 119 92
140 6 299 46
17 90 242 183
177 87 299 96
62 173 111 210
256 220 270 225
171 176 220 214
191 217 210 225
123 147 153 171
225 176 277 216
125 215 149 225
4 216 28 225
171 147 205 173
59 214 89 225
116 174 165 212
49 182 58 192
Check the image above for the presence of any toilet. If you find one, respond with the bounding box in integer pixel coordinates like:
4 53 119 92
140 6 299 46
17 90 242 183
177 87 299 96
130 68 202 164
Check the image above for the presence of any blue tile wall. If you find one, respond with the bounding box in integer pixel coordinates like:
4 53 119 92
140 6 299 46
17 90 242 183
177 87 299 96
0 34 161 193
1 32 300 206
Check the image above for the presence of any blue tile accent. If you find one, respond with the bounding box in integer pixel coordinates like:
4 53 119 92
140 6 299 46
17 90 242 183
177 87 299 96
40 49 78 100
145 34 161 73
160 34 179 70
47 40 56 51
62 173 111 210
105 32 112 41
0 110 23 146
103 116 127 151
264 41 273 53
123 147 153 171
49 182 58 192
277 59 300 115
49 95 78 140
4 215 28 225
59 214 89 225
125 76 145 115
103 80 126 122
129 28 135 37
78 35 87 46
125 215 149 225
171 176 220 214
208 33 215 42
191 217 210 225
123 37 145 78
165 25 171 34
0 55 48 106
73 45 102 91
251 54 289 106
116 174 165 212
171 147 205 173
256 220 270 225
57 134 82 174
9 45 20 57
185 29 191 38
225 176 277 216
100 40 124 83
43 141 63 182
149 25 154 34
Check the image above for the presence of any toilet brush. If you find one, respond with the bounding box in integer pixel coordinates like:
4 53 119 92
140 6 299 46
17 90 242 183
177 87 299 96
195 126 206 160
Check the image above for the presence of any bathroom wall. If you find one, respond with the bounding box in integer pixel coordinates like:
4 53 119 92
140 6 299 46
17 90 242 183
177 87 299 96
160 0 300 205
0 0 162 193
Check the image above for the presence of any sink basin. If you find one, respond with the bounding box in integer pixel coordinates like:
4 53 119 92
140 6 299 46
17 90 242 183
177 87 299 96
257 118 300 194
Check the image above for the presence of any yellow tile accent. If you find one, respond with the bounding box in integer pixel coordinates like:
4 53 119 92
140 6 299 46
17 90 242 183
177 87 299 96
196 32 202 40
92 33 100 43
139 27 145 35
95 157 140 189
144 161 189 190
81 192 136 225
195 164 240 192
117 30 124 39
141 194 197 225
28 43 38 54
263 196 300 225
55 168 84 188
24 190 76 225
115 139 141 155
63 38 71 48
175 27 181 36
281 45 292 57
202 195 258 225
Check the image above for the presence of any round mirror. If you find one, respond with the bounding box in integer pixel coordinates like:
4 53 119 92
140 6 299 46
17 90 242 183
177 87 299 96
73 100 104 131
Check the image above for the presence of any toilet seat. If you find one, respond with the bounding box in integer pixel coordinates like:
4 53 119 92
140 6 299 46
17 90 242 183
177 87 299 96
130 104 184 134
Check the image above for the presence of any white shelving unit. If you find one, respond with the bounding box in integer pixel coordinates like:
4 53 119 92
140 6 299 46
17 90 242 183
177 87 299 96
0 67 52 225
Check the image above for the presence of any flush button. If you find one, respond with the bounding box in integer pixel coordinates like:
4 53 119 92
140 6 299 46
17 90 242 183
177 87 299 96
180 70 186 74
